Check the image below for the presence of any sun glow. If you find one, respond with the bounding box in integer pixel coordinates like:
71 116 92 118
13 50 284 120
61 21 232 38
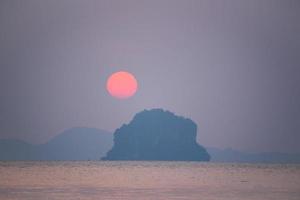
106 71 138 99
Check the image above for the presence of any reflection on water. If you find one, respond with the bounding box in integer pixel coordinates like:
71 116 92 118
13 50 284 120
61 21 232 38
0 161 300 200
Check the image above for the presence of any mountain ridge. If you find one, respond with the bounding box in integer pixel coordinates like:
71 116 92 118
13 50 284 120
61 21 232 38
1 127 300 163
0 127 113 160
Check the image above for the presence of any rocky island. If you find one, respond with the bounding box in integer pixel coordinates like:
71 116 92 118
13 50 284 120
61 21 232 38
102 109 210 161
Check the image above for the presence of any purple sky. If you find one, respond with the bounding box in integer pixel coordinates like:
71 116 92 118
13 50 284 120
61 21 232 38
0 0 299 153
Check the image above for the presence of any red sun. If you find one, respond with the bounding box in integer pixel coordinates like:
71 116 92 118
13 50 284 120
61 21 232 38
106 71 138 99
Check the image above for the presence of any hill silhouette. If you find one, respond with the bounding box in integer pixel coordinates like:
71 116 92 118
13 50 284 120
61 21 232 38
1 126 300 162
102 109 210 161
0 128 112 160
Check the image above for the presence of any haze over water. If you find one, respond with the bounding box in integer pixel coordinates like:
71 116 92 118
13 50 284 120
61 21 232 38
0 161 299 200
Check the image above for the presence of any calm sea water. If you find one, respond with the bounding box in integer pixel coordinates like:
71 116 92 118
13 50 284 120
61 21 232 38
0 161 299 200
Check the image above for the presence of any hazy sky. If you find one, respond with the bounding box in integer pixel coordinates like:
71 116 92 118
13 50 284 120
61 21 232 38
0 0 299 153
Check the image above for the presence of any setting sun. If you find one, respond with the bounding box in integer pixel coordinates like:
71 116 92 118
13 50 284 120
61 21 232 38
106 71 138 99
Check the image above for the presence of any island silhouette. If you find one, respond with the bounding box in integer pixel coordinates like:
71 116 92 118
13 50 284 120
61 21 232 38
102 109 210 161
1 110 300 162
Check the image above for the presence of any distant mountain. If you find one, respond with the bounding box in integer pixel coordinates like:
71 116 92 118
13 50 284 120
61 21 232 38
102 109 210 161
0 139 38 160
0 128 112 160
206 147 300 163
1 126 300 163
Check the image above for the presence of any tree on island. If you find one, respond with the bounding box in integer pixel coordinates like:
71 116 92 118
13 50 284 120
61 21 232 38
102 109 210 161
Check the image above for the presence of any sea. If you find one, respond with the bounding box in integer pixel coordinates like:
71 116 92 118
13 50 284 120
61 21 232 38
0 161 299 200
